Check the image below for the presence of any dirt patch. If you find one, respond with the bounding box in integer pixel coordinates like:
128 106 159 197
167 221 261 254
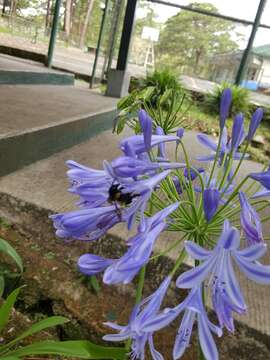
0 223 270 359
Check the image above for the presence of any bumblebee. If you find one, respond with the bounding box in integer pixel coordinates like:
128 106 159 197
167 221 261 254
108 183 138 206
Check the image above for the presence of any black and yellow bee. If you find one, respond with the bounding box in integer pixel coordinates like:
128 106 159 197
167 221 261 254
108 183 138 206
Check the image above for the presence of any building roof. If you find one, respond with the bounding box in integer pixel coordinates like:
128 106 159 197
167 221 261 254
252 44 270 59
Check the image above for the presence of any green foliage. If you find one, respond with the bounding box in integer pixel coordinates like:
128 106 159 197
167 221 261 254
204 83 251 117
0 288 126 359
156 2 242 75
115 69 188 134
0 238 23 297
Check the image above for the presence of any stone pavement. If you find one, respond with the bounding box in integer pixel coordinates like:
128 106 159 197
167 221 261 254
181 75 270 107
0 125 269 336
0 53 74 85
0 84 117 176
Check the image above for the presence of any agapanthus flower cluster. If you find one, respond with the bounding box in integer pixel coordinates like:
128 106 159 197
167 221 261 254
51 90 270 360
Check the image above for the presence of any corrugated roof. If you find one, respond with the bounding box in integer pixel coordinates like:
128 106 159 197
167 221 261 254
252 44 270 59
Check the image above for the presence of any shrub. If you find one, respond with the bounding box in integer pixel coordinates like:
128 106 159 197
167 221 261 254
204 82 251 117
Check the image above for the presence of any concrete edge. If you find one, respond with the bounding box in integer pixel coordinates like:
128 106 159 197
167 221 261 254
0 108 118 176
0 70 74 85
0 45 45 63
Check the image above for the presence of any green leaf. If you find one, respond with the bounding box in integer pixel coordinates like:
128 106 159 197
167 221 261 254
0 356 21 360
3 316 69 349
115 116 126 134
0 275 5 297
0 287 21 333
89 275 100 295
159 88 172 105
6 340 126 359
138 86 155 101
0 238 23 273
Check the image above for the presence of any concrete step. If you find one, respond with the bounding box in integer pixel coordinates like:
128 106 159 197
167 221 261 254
0 85 117 176
0 128 268 337
0 53 74 85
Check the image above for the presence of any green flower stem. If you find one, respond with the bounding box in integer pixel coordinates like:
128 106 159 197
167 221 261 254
170 248 187 276
211 176 249 223
218 154 233 190
207 129 223 187
222 142 249 194
178 141 196 204
135 266 146 305
261 215 270 223
150 234 186 261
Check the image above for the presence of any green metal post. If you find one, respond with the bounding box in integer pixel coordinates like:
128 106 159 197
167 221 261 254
90 0 109 88
46 0 62 67
235 0 267 85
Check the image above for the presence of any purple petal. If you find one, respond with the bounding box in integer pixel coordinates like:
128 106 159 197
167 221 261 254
78 254 114 275
249 168 270 191
252 188 270 198
197 134 217 152
185 241 212 260
203 188 220 222
139 109 153 152
233 254 270 285
197 314 219 360
156 126 166 159
176 128 184 139
197 155 216 162
224 254 247 310
148 335 164 360
173 310 195 359
176 256 216 289
218 220 240 250
248 108 264 141
231 113 245 151
220 88 232 129
235 244 267 261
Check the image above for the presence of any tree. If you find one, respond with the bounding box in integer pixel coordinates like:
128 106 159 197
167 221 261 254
79 0 94 48
157 2 242 76
64 0 72 38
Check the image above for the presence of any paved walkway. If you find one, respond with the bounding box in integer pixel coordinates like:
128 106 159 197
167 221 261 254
181 75 270 107
0 84 116 137
0 33 146 78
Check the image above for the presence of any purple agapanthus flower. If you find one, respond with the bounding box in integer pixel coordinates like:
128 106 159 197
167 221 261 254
203 188 220 222
66 160 113 207
176 220 270 332
231 113 245 151
139 109 153 152
156 126 167 160
247 108 264 142
239 192 263 245
110 156 184 178
142 286 222 360
50 205 121 241
103 202 179 284
78 254 114 275
176 128 184 140
120 134 180 157
172 167 205 196
194 172 233 202
103 276 171 360
220 88 232 130
197 123 246 164
249 166 270 191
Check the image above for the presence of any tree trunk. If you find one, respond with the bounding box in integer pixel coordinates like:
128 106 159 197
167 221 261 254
45 0 51 30
79 0 94 48
64 0 72 39
10 0 17 15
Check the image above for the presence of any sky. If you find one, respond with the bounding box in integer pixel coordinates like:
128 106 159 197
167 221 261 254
137 0 270 48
